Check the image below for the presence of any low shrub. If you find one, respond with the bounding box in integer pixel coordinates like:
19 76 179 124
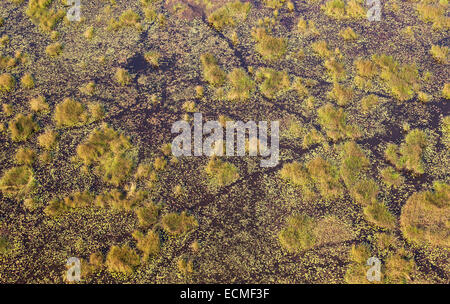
208 1 251 30
79 81 95 96
430 45 448 64
0 73 15 92
400 182 449 247
0 166 35 198
360 94 379 113
384 129 427 175
227 68 255 101
37 129 58 150
253 28 287 61
144 51 161 68
205 157 239 187
443 83 450 99
45 42 62 57
200 54 226 87
15 147 36 165
339 27 358 40
77 125 134 186
363 201 396 229
311 40 332 58
279 214 316 252
135 202 160 228
20 73 34 89
328 82 353 105
54 98 88 127
317 103 358 141
255 68 290 99
380 166 404 188
132 230 160 262
161 211 198 236
9 114 39 141
115 68 132 86
324 58 347 81
29 95 49 113
106 245 140 274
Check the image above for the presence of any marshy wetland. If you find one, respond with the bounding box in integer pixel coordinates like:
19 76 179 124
0 0 449 283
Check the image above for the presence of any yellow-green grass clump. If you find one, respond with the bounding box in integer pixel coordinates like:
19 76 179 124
144 51 161 68
252 28 287 61
106 245 140 275
177 256 195 277
363 201 396 229
37 129 58 150
15 147 36 165
8 114 39 141
384 129 428 175
311 40 332 58
321 0 365 20
29 95 49 113
95 189 147 210
0 236 10 255
88 102 105 121
324 58 347 81
54 98 88 127
442 116 450 147
307 156 344 200
84 26 94 40
20 73 34 89
339 27 358 40
255 68 290 99
115 68 132 86
45 42 63 57
0 35 9 47
44 191 94 216
372 54 420 102
0 55 17 70
360 94 379 113
400 182 449 247
161 211 198 236
416 2 449 30
0 73 16 92
380 166 404 188
291 77 309 98
384 251 416 284
0 166 36 198
430 45 448 64
280 157 343 201
443 83 450 99
355 58 378 78
25 0 65 33
132 230 160 262
317 103 359 141
200 53 226 87
297 18 319 36
328 82 353 105
77 125 134 186
208 1 251 30
345 244 379 284
279 214 316 252
2 103 13 116
227 68 255 101
109 9 142 31
135 202 160 228
205 157 239 187
79 81 95 96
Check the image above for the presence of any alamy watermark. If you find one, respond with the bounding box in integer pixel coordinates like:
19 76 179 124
366 256 381 282
66 257 81 282
171 113 279 168
67 0 81 22
366 0 382 21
